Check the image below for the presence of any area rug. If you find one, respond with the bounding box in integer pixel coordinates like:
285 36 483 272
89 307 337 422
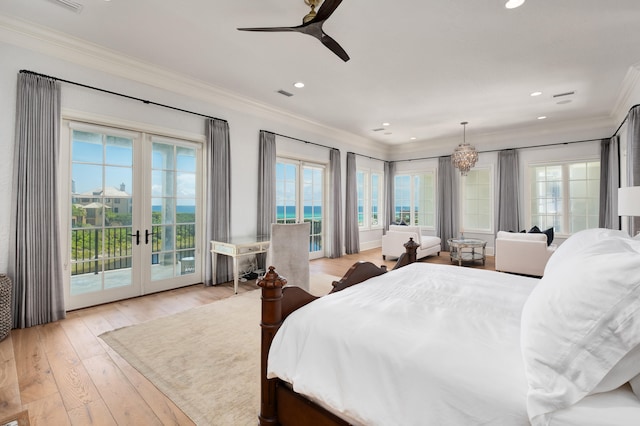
99 274 339 426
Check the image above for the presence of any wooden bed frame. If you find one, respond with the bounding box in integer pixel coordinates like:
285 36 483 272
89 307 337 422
257 238 420 425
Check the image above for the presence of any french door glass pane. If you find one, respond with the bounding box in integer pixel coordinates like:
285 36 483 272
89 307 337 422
304 165 323 253
276 162 298 224
151 141 197 281
70 130 133 295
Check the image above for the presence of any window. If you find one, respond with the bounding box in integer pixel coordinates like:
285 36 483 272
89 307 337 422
529 161 600 234
462 168 492 232
275 158 325 257
356 169 383 229
393 172 435 227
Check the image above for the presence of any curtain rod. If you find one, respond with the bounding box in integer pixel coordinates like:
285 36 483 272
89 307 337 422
612 103 640 137
19 69 227 123
395 137 605 163
263 130 338 151
348 151 386 163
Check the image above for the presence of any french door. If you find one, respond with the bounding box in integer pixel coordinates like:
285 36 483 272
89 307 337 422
65 122 202 310
275 158 325 259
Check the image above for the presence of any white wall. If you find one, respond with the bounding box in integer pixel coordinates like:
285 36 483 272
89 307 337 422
0 40 387 272
1 25 638 273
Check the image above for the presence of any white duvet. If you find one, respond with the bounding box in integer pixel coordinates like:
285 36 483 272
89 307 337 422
267 262 539 425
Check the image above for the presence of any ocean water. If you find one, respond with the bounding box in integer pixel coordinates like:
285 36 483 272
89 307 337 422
276 205 322 220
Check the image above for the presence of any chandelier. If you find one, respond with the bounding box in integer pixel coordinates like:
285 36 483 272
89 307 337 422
451 121 478 176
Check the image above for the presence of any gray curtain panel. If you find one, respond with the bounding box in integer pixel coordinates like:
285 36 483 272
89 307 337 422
438 156 459 252
256 131 276 269
599 137 620 229
10 72 65 328
345 152 359 254
628 106 640 235
328 149 343 258
205 118 233 285
497 149 520 233
384 161 395 233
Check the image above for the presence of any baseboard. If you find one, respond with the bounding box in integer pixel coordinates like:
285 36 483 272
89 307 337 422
359 240 381 251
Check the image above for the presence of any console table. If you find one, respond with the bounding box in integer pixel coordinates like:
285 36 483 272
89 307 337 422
210 236 270 293
447 238 487 266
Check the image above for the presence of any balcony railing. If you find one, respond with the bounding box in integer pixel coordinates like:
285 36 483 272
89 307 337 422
71 224 196 275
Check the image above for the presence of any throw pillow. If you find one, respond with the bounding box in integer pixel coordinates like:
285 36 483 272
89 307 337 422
528 226 554 246
543 227 554 246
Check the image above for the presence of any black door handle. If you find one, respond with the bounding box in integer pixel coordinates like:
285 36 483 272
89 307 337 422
145 229 152 244
129 230 140 245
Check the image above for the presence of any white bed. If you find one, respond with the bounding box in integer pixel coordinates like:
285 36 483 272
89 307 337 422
267 228 640 425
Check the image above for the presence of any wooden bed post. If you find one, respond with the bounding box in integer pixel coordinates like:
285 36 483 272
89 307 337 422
392 237 420 269
257 267 287 426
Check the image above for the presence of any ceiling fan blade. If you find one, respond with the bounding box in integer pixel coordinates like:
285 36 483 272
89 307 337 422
320 32 350 62
312 0 343 23
237 26 299 33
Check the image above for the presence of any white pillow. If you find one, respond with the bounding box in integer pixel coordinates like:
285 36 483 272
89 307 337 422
591 344 640 394
543 228 630 276
521 233 640 425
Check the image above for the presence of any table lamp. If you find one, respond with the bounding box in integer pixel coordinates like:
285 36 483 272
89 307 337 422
618 186 640 236
618 186 640 216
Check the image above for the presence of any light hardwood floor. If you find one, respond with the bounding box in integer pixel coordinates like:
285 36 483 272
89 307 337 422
0 248 494 425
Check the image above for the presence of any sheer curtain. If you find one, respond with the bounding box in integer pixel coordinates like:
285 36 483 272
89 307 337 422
438 156 459 252
627 106 640 235
384 161 395 232
345 152 359 254
9 72 65 328
205 118 233 285
256 131 276 268
599 137 619 230
497 149 520 232
328 149 343 258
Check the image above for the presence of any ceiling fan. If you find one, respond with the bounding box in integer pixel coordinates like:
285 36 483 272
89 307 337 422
237 0 350 62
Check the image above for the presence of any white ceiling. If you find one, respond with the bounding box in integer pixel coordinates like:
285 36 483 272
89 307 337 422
1 0 640 148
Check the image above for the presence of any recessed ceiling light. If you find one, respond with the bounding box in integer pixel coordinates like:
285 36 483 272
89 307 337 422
293 82 305 88
537 116 547 120
530 91 542 97
410 137 417 140
505 0 525 9
382 122 390 126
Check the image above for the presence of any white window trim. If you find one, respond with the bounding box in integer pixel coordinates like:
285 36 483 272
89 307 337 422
357 167 384 231
460 165 495 234
393 168 437 230
525 157 600 237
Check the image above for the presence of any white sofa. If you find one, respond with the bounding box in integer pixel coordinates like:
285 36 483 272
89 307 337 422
381 225 441 261
494 230 557 277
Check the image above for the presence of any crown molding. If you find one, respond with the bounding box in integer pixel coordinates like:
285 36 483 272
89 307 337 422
392 115 615 161
611 63 640 124
0 14 386 154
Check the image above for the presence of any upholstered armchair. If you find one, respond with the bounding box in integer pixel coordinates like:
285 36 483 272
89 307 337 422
494 231 557 277
266 222 311 291
381 225 441 261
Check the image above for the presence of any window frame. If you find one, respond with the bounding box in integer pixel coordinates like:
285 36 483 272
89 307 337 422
460 166 494 234
393 169 436 230
356 167 384 230
526 159 600 236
